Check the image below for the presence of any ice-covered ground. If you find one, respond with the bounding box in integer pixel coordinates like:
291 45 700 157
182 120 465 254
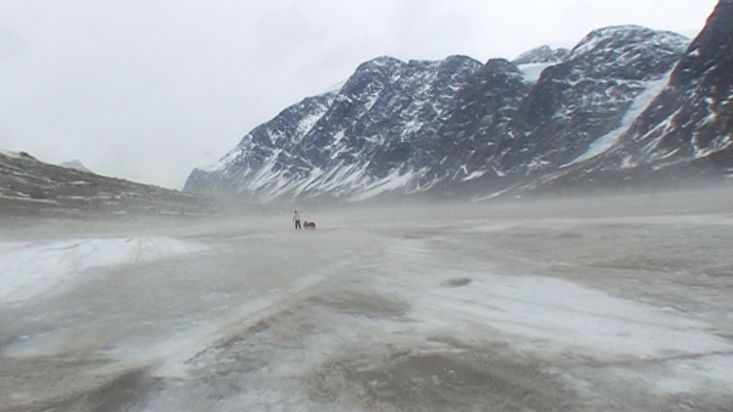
1 189 732 411
0 237 208 305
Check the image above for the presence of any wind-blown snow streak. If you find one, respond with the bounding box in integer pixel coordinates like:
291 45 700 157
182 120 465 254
0 237 208 304
566 70 674 166
408 273 731 360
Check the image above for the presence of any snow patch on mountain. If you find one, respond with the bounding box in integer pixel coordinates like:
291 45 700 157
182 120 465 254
567 69 674 165
59 159 92 173
350 168 420 201
462 169 487 181
518 63 554 84
295 109 328 142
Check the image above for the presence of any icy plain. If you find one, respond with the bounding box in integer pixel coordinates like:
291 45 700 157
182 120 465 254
1 189 732 411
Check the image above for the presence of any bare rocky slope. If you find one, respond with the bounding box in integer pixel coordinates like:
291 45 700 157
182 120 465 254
0 150 216 216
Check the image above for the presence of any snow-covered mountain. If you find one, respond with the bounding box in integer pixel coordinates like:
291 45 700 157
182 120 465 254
186 1 731 202
530 0 733 192
497 26 688 175
513 45 569 65
187 56 485 201
513 45 570 85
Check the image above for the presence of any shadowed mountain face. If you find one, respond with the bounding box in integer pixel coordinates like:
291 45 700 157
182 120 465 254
499 26 688 174
187 56 487 201
187 2 731 203
538 0 733 192
597 0 733 172
0 151 215 216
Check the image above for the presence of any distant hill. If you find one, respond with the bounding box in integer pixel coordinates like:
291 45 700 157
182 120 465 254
0 150 217 217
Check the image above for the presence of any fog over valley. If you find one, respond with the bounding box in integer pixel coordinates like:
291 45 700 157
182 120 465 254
1 1 732 411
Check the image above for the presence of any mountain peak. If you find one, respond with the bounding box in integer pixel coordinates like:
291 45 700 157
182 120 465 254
60 159 92 173
569 25 688 61
360 55 404 69
513 45 569 65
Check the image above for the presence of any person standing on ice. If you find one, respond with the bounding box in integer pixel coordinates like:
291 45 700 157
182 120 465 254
293 210 302 230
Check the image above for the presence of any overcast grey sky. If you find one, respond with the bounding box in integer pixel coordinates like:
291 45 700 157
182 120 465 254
0 0 718 188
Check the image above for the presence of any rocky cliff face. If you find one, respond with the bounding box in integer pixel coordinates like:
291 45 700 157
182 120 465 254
186 92 338 200
187 56 487 201
498 26 688 176
538 0 733 191
186 3 731 202
411 58 530 193
601 0 733 173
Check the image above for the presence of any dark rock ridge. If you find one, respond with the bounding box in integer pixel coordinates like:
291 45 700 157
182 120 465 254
186 2 731 202
412 58 530 191
0 150 216 216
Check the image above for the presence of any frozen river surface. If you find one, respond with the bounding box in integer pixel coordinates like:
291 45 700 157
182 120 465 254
1 192 732 411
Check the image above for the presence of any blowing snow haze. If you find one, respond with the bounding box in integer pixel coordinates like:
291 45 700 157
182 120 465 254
2 2 733 411
0 0 719 189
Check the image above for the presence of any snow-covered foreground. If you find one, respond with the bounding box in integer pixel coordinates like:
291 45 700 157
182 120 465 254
1 191 732 411
0 237 208 305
